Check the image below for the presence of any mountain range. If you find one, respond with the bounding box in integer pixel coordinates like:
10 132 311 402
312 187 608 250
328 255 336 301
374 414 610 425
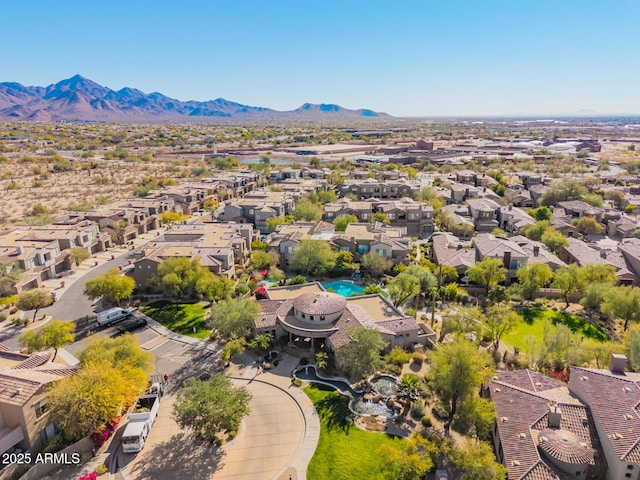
0 75 389 122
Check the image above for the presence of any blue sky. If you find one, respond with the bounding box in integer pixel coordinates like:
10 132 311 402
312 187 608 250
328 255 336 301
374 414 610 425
1 0 639 116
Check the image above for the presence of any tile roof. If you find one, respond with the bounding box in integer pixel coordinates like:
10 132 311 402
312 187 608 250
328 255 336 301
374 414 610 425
570 366 640 464
491 370 607 480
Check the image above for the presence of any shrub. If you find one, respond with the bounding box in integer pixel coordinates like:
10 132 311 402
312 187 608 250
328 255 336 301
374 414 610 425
412 352 424 365
404 308 417 318
421 416 433 428
95 464 108 475
432 400 450 420
292 378 303 387
385 363 402 376
42 434 65 454
386 346 412 366
0 295 18 306
411 400 425 419
299 357 309 366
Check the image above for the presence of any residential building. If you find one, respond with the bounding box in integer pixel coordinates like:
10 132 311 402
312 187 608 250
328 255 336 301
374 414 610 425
254 282 435 353
430 233 476 276
219 190 298 233
568 356 640 480
131 222 254 288
331 222 412 264
559 237 636 285
338 178 420 200
324 198 434 236
0 347 76 455
472 233 528 280
489 369 607 480
499 205 537 233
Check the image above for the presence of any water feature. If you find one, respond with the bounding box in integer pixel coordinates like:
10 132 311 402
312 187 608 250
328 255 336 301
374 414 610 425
294 365 399 418
370 375 399 397
264 351 279 363
295 365 354 395
321 280 364 298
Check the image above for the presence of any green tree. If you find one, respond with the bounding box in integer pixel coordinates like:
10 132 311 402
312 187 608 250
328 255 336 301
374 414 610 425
532 206 552 221
601 286 640 331
16 288 54 322
0 262 22 297
207 297 260 340
369 212 390 224
308 190 337 204
161 210 185 226
379 433 437 480
249 250 271 271
580 282 611 316
605 190 626 209
386 346 412 366
453 396 496 440
625 325 640 371
69 247 91 267
540 180 587 206
172 374 251 442
48 362 139 441
466 257 507 296
333 214 359 232
84 268 135 305
483 303 518 352
516 262 553 300
79 334 154 374
221 338 247 364
315 351 329 371
388 272 421 307
573 217 602 235
522 220 549 241
335 327 386 380
310 157 321 168
541 228 568 254
19 320 75 360
448 440 508 480
266 216 290 232
360 251 391 278
203 199 219 220
289 239 337 276
440 306 483 342
293 198 323 221
580 263 617 285
148 258 208 300
552 264 584 307
428 341 493 422
196 273 234 303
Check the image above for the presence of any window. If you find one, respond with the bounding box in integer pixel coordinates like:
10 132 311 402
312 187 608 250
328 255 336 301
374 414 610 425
310 316 314 321
34 399 48 418
357 244 369 254
377 249 385 256
340 246 350 251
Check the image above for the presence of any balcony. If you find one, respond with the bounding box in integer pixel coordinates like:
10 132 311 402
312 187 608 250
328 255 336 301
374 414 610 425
0 426 25 455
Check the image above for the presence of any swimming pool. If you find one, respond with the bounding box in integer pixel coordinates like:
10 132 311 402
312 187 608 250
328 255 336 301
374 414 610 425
322 280 364 297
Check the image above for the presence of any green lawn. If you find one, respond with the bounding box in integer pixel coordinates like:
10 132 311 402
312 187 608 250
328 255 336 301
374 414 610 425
502 308 608 351
141 301 210 339
304 384 404 480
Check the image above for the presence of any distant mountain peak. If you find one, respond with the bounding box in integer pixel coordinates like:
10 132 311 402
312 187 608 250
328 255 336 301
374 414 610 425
0 76 390 122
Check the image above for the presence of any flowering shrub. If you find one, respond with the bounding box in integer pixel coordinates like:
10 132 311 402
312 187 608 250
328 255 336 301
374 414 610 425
90 416 122 448
551 369 570 383
254 287 267 300
78 473 97 480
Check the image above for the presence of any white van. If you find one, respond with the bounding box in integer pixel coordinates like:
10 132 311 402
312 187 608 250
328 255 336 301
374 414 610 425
96 307 131 327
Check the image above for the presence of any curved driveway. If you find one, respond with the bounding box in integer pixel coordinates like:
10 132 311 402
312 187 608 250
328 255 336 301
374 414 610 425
123 378 306 480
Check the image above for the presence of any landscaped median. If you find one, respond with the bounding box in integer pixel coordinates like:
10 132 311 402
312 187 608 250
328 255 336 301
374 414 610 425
141 300 210 339
304 384 404 480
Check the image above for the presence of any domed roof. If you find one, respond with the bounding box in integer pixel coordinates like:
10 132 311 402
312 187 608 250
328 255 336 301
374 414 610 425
292 292 347 316
538 428 594 465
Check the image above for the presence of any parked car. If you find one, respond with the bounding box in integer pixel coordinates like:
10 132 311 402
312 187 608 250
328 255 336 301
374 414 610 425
115 317 148 334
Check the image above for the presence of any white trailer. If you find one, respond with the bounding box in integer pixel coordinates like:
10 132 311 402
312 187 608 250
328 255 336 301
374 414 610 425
121 394 160 453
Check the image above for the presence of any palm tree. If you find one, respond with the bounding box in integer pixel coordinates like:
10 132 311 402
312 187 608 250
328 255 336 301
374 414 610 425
315 352 329 371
